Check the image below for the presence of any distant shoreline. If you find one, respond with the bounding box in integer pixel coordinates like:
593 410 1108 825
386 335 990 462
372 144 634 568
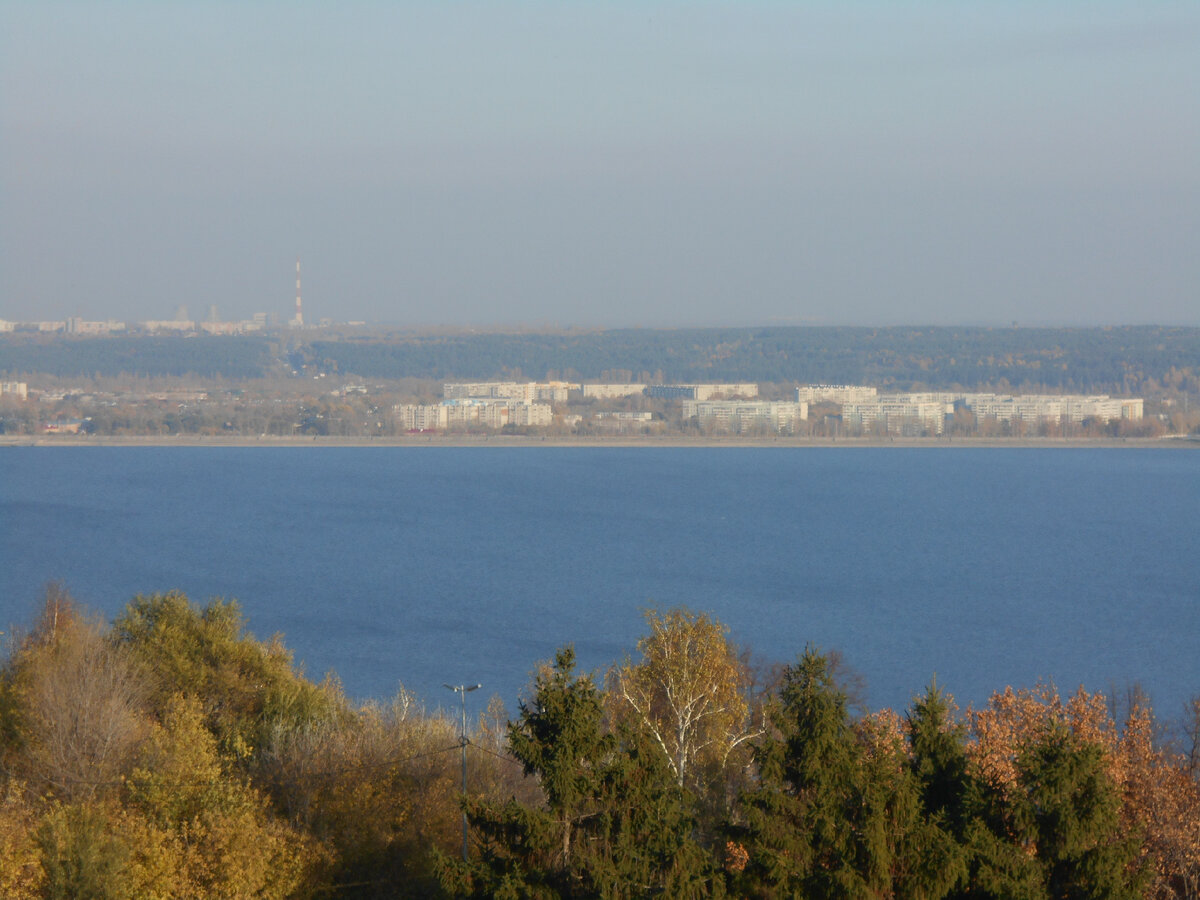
2 434 1197 449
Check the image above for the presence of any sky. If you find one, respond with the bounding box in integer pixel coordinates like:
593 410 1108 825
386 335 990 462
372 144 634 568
1 2 1197 328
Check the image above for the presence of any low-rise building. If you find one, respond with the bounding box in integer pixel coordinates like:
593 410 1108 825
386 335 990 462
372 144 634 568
595 411 654 422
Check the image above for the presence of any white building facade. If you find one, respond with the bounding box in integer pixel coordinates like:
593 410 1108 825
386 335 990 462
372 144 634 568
683 400 808 434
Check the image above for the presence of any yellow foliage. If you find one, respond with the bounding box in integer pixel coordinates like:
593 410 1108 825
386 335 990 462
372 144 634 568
611 608 757 789
0 782 43 899
124 692 326 897
4 590 150 802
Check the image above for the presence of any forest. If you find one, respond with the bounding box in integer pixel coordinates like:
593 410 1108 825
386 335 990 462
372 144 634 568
4 326 1200 397
1 587 1197 899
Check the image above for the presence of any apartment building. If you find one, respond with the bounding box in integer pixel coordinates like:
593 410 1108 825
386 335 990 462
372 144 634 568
647 383 759 401
796 384 879 404
842 400 951 435
397 398 552 431
581 384 647 400
396 404 448 431
443 381 574 404
967 394 1144 425
682 400 808 434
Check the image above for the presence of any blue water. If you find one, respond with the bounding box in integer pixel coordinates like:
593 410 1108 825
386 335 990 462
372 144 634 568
1 447 1197 719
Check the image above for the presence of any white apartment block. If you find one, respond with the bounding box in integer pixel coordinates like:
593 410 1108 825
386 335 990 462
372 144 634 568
648 383 759 401
397 398 551 430
142 320 195 332
442 399 508 428
1 381 29 400
443 382 575 404
966 394 1143 425
396 404 449 431
595 411 654 422
444 382 528 401
838 392 1143 434
65 318 126 334
535 383 573 404
797 384 878 404
511 403 553 426
842 400 951 435
683 400 808 434
582 383 647 400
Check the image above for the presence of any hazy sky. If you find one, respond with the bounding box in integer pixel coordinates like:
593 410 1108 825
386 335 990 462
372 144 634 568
2 2 1197 327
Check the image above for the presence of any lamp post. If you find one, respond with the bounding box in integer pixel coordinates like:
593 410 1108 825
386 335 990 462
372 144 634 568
444 682 481 862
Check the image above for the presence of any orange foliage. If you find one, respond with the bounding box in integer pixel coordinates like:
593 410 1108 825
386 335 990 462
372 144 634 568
969 684 1200 898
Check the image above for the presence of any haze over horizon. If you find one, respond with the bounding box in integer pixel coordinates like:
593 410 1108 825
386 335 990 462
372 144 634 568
2 3 1197 329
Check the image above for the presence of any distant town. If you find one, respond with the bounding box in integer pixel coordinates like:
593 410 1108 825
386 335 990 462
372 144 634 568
0 306 318 337
2 319 1197 440
0 375 1174 441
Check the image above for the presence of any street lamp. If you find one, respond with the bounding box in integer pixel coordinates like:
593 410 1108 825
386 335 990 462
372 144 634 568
444 682 481 862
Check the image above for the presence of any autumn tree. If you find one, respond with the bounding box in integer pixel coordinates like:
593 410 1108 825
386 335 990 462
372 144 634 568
259 686 474 897
1117 705 1200 900
110 592 347 763
120 692 324 898
0 781 44 898
968 684 1149 899
610 608 759 795
1 586 150 802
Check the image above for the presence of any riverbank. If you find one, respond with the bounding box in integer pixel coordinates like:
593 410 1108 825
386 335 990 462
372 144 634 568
2 433 1197 449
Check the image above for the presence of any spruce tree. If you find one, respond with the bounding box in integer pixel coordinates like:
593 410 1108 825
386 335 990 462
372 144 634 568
735 648 880 898
438 646 720 898
907 684 1042 900
1012 723 1144 900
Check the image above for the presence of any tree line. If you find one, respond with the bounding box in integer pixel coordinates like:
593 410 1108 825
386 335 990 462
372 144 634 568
1 590 1197 898
5 327 1200 396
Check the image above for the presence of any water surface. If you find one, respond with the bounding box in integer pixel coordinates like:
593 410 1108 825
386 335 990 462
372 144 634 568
1 447 1196 718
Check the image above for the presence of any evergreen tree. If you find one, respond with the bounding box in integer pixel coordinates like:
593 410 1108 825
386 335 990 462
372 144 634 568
737 651 968 900
437 646 720 898
907 684 1042 900
858 706 964 900
1012 723 1144 900
735 648 880 898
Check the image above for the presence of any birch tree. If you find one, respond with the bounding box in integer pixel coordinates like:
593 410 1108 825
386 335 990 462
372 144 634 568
611 608 758 791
